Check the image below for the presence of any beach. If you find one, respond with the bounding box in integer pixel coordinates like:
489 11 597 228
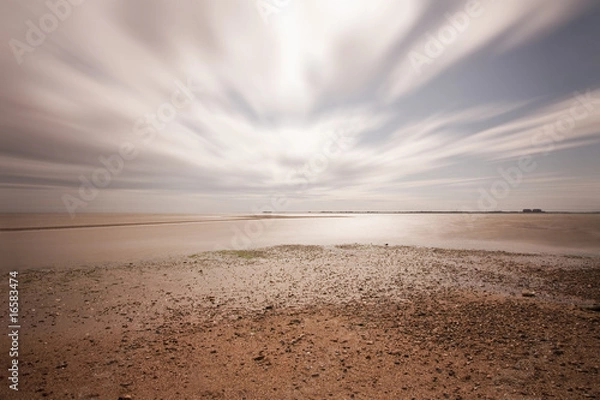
3 0 600 398
3 0 600 396
1 243 599 399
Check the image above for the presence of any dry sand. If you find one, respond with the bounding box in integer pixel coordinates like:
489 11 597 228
1 244 599 399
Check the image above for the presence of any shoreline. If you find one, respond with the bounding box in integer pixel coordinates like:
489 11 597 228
0 213 336 232
1 244 599 398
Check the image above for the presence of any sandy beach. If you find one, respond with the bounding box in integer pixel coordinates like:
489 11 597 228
1 244 599 399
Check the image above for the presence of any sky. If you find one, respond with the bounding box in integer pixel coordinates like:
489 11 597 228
1 0 600 215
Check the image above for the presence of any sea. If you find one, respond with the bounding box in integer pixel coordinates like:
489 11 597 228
1 213 599 271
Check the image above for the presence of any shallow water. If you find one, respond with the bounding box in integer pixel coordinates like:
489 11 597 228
1 213 599 271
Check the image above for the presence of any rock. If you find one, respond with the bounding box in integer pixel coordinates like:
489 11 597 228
521 290 536 297
118 396 133 400
582 304 600 312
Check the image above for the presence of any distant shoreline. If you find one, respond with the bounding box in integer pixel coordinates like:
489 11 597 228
304 210 600 214
1 210 599 216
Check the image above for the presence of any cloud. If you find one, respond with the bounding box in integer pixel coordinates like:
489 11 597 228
384 0 598 100
1 0 599 213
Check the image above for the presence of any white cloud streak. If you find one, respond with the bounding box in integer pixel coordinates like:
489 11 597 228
1 0 599 212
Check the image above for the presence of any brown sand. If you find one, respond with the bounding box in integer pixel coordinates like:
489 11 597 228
1 245 599 399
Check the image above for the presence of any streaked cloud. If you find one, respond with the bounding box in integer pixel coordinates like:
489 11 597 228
1 0 599 214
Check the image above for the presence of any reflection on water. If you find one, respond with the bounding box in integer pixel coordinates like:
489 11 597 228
1 213 599 270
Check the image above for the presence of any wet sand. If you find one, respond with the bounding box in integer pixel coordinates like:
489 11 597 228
0 213 317 231
1 245 599 399
1 213 599 271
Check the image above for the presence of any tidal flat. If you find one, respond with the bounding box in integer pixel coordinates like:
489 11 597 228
1 244 599 399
